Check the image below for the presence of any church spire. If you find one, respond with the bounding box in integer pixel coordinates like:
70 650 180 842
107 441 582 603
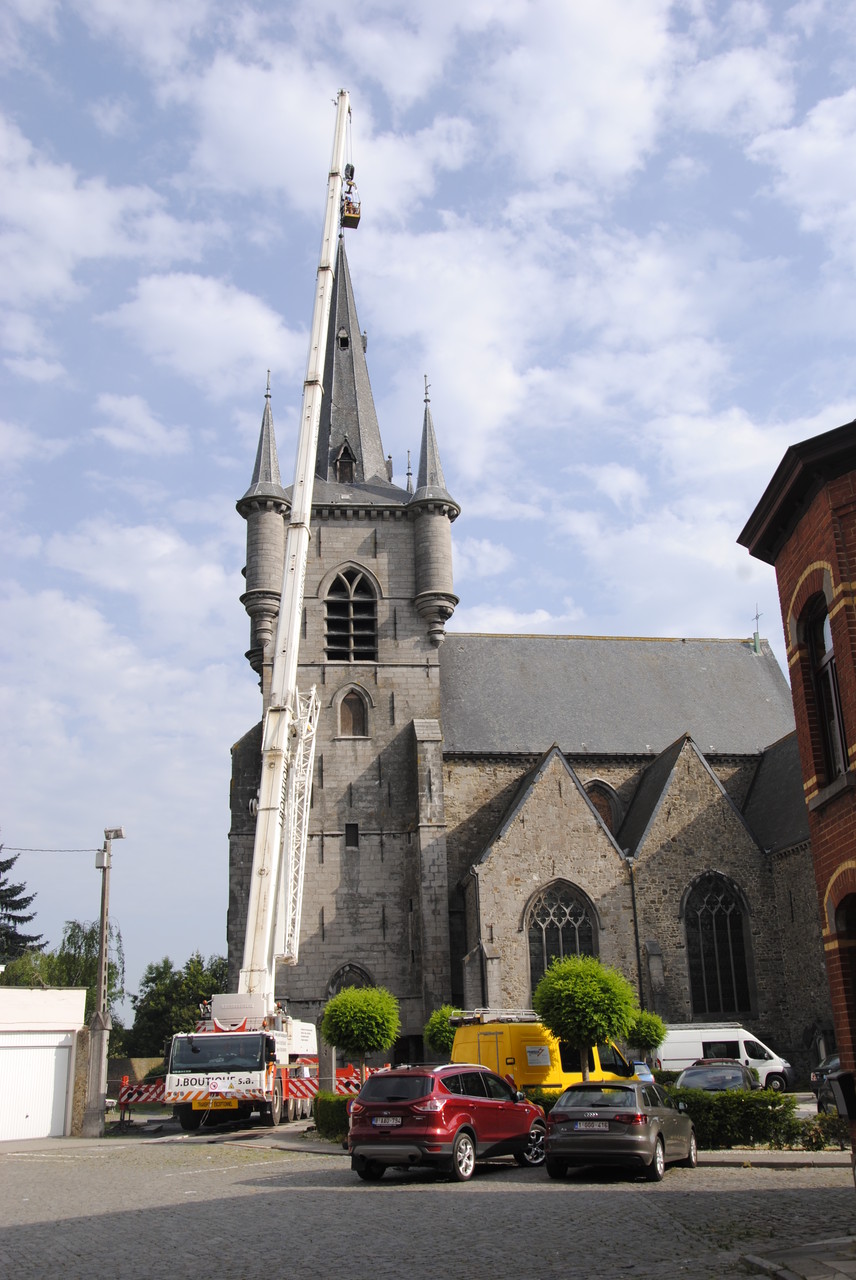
237 377 287 707
412 375 454 503
409 378 459 646
242 371 285 502
316 237 390 485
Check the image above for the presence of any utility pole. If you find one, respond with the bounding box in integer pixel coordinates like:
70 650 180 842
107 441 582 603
81 826 124 1138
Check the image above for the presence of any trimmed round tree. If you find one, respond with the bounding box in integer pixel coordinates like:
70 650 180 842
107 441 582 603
629 1009 667 1065
321 986 400 1082
423 1004 461 1057
533 955 638 1079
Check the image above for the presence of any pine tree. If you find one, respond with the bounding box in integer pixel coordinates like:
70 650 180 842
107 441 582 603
0 850 44 961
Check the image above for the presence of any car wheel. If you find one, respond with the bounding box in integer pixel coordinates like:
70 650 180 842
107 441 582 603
680 1131 697 1169
177 1106 202 1132
515 1121 546 1167
352 1157 385 1182
545 1157 568 1180
766 1073 786 1093
645 1137 665 1182
450 1130 476 1182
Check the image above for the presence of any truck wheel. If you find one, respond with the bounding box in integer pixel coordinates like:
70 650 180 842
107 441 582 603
177 1106 202 1132
262 1079 283 1127
286 1096 297 1122
765 1073 786 1093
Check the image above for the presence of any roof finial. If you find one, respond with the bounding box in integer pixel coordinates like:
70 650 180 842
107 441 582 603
406 449 413 495
265 369 271 399
424 374 430 405
753 603 762 654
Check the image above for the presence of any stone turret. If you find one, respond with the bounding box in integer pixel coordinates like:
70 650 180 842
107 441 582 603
236 378 286 708
410 380 459 646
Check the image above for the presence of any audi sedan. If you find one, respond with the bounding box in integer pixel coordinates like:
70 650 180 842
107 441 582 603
348 1064 546 1182
544 1081 696 1182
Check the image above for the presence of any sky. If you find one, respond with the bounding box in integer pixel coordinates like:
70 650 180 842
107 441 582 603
3 0 856 1019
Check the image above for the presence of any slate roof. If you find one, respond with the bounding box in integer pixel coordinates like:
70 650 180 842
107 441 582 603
616 735 687 854
439 634 795 756
742 731 810 852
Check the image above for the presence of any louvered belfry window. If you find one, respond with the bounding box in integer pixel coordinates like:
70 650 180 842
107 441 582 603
325 568 377 662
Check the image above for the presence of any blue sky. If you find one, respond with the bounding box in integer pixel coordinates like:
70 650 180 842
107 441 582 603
3 0 856 1016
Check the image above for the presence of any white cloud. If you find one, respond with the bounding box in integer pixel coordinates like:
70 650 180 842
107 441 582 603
452 536 515 581
4 355 65 382
71 0 213 72
676 44 795 135
88 96 134 137
749 89 856 262
43 518 238 647
0 114 217 309
472 0 676 186
449 603 580 634
0 419 66 468
92 393 190 455
573 463 648 511
104 273 304 400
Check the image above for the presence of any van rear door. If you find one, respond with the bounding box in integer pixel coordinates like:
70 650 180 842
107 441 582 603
476 1031 502 1074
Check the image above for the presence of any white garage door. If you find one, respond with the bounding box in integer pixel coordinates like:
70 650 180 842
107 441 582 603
0 1032 74 1140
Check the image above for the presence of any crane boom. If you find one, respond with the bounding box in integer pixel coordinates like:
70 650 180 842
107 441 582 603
239 89 353 1007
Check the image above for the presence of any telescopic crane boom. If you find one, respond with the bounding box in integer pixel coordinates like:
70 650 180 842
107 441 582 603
239 89 355 1009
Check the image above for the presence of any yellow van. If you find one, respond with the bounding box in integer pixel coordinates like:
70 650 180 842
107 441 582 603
449 1010 635 1092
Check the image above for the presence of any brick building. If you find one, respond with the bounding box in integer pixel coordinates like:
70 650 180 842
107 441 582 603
228 237 831 1071
740 421 856 1110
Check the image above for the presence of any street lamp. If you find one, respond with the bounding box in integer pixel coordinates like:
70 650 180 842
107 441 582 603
81 826 124 1139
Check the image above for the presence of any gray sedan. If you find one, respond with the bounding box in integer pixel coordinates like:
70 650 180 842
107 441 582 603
544 1081 696 1182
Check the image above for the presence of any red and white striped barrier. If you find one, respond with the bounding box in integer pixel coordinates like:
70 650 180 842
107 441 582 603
117 1064 376 1112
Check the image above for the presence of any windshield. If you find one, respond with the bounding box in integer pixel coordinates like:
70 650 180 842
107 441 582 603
170 1033 265 1073
359 1075 433 1103
558 1085 637 1109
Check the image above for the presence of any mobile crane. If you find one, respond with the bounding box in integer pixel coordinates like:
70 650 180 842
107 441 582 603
164 90 358 1130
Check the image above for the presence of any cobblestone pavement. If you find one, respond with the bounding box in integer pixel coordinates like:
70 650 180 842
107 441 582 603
0 1133 854 1280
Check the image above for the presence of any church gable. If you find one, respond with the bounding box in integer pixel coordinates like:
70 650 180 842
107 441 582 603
626 735 761 867
468 747 635 1008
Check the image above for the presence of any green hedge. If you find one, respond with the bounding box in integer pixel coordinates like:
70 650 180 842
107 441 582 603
313 1090 350 1142
522 1087 562 1114
669 1087 802 1149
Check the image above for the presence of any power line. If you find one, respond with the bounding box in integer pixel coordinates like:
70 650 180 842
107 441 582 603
3 846 100 854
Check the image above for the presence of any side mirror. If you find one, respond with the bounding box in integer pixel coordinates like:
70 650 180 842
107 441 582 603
516 1090 526 1103
677 1101 687 1112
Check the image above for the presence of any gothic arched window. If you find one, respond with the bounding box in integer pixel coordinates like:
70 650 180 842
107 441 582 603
325 567 377 662
340 690 367 737
527 882 597 990
684 873 752 1016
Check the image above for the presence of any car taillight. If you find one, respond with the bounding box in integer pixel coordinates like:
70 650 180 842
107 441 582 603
350 1102 364 1116
412 1097 445 1113
613 1113 648 1126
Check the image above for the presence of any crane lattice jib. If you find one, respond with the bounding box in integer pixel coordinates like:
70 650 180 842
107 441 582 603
239 90 352 1005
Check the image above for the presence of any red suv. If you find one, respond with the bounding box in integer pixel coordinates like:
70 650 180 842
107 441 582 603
348 1064 546 1182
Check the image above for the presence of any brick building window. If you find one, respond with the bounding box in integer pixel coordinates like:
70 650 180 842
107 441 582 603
325 567 377 662
685 873 752 1016
340 690 367 736
527 882 597 990
806 596 848 783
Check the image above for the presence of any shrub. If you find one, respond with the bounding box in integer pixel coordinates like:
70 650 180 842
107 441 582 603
669 1087 801 1149
629 1010 667 1058
424 1005 461 1056
533 956 638 1078
313 1090 350 1142
522 1087 562 1115
800 1112 850 1151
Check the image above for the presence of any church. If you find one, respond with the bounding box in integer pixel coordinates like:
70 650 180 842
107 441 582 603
228 238 831 1073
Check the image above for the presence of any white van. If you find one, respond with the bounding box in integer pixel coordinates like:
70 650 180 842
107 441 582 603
657 1023 795 1091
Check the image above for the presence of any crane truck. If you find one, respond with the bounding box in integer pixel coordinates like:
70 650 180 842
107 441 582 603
164 90 359 1131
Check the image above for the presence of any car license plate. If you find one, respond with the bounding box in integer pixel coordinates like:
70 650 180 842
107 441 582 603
372 1116 401 1127
193 1098 238 1110
574 1120 608 1131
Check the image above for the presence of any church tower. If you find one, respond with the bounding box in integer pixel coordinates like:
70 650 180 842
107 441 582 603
229 238 459 1055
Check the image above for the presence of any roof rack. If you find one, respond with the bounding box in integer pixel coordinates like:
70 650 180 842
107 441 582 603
448 1008 539 1026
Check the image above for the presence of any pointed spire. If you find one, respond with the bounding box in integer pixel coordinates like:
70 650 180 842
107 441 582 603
241 372 285 502
406 449 413 495
316 239 390 485
412 374 455 505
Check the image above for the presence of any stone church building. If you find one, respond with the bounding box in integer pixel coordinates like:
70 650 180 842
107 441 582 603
228 239 831 1071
